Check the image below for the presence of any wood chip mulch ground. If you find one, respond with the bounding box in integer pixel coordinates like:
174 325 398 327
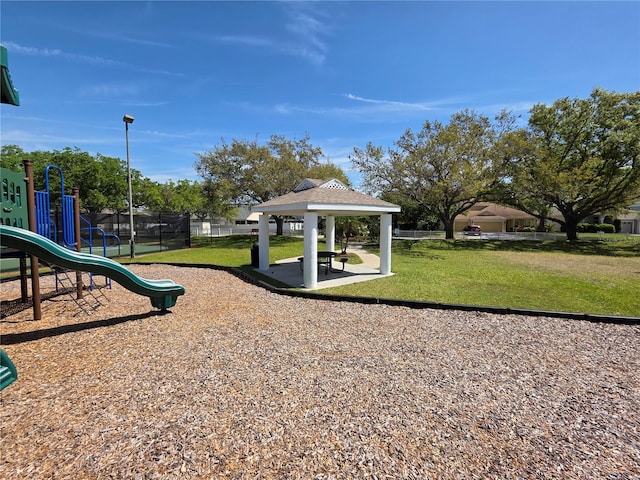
1 265 638 479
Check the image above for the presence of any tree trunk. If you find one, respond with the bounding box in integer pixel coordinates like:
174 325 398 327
564 220 579 241
274 215 284 236
536 216 546 232
442 218 455 240
340 234 350 254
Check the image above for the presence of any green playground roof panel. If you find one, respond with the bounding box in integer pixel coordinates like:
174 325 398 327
1 45 20 106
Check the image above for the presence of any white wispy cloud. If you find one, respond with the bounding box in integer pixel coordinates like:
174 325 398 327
84 31 175 49
142 130 189 139
342 93 537 121
206 4 331 66
80 84 141 97
0 129 113 147
285 9 328 52
224 101 326 116
213 35 274 48
76 83 170 107
61 24 176 49
343 94 435 112
283 3 330 64
2 41 182 77
123 101 170 108
208 33 326 66
283 45 326 66
226 92 533 127
3 41 122 67
263 94 438 119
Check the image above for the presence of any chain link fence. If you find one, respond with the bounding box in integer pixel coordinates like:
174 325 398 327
80 211 191 257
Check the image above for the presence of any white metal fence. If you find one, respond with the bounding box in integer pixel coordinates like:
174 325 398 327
190 225 639 242
395 230 638 242
191 222 303 237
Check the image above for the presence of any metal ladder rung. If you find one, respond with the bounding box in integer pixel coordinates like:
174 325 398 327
52 266 107 316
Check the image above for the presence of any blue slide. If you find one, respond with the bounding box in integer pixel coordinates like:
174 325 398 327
0 225 185 310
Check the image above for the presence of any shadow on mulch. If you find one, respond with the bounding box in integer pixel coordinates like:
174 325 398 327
0 311 160 345
0 289 75 320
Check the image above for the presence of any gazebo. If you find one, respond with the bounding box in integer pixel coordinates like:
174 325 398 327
251 178 401 289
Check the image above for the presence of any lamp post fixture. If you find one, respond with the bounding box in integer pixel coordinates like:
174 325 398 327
123 114 135 258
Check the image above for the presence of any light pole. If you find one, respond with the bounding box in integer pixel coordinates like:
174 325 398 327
123 114 135 258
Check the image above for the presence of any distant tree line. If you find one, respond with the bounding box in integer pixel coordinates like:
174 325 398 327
3 88 639 241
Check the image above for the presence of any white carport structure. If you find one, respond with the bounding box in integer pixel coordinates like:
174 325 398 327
251 179 401 289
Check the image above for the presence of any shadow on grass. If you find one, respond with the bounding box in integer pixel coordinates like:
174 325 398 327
393 239 640 257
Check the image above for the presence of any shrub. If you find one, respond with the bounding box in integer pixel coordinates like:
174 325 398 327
595 223 616 233
576 222 616 233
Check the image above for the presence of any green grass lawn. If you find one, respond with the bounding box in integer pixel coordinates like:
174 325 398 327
125 235 640 317
126 235 304 267
324 239 640 317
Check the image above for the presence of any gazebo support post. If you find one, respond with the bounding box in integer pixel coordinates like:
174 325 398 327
325 215 335 253
380 214 392 275
258 214 270 270
303 212 318 289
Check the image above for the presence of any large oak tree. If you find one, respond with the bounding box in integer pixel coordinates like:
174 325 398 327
195 134 347 235
351 110 511 239
504 88 640 240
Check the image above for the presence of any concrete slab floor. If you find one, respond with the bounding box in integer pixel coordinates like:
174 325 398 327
255 253 392 290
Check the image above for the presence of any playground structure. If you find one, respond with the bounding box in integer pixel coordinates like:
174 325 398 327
1 45 184 391
35 164 122 258
1 44 21 390
1 160 186 319
1 226 186 311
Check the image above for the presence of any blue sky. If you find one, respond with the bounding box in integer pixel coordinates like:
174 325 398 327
1 1 639 188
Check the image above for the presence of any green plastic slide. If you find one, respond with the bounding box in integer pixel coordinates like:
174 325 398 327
0 348 17 390
0 225 185 310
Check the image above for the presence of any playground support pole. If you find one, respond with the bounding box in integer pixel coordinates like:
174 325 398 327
73 187 83 299
19 257 28 302
123 115 135 258
23 160 41 320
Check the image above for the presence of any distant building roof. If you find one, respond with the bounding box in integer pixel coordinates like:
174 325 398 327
456 202 536 222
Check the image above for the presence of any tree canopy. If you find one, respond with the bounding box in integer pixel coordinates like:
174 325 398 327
195 134 348 234
1 146 135 212
142 179 210 218
0 145 198 215
503 88 640 240
351 110 511 239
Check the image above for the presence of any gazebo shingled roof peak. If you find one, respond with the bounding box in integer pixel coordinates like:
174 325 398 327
294 178 350 193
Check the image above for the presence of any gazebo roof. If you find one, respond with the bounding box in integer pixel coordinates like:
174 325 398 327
252 178 401 216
